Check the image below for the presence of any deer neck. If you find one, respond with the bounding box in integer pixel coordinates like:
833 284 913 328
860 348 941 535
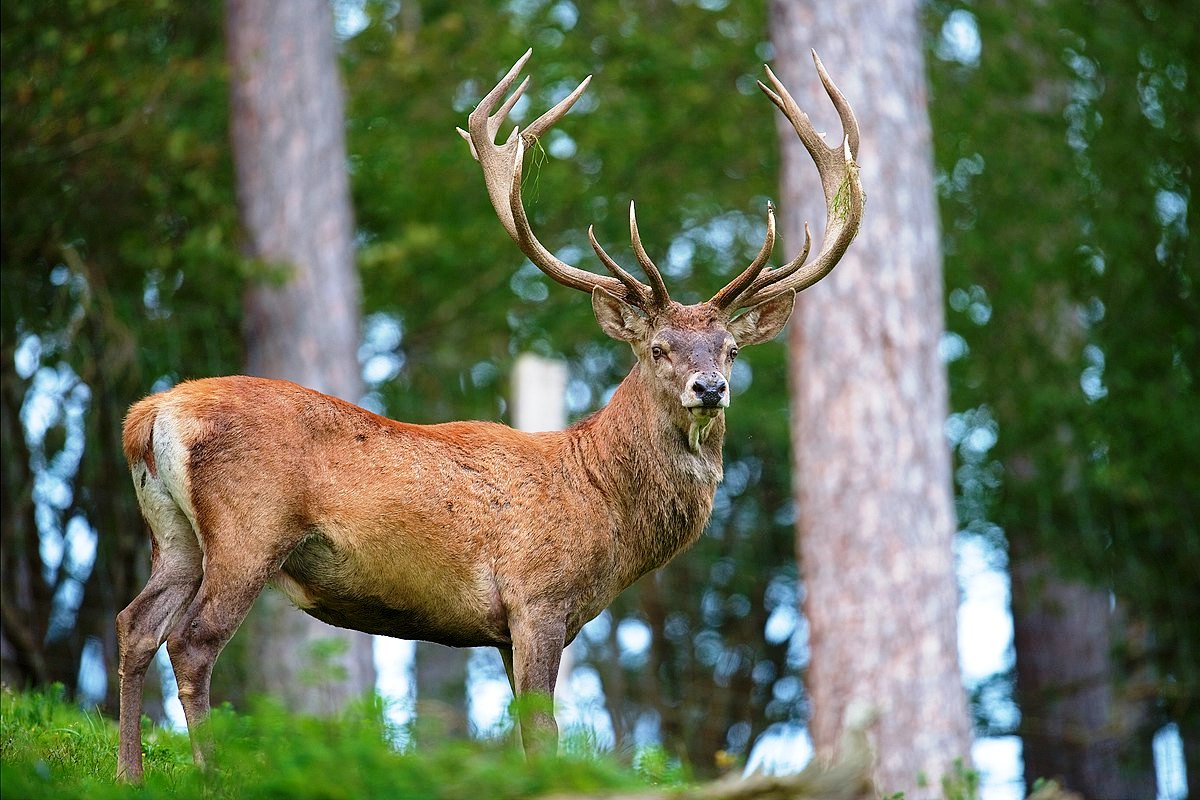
570 364 725 575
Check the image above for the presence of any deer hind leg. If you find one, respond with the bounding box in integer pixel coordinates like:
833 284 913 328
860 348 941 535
164 527 290 769
116 479 203 782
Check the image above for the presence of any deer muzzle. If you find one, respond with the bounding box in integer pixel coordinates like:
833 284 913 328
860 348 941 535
682 371 729 412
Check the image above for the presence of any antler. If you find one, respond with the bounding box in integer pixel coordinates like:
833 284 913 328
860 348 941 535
710 51 864 312
458 50 669 311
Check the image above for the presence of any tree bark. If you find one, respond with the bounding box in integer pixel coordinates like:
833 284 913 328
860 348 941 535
225 0 375 714
771 0 972 794
413 643 470 739
1010 551 1157 799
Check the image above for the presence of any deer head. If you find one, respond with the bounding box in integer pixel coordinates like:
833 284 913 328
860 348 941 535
459 50 863 450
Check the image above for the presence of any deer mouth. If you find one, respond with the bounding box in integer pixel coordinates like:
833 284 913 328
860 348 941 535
681 372 730 414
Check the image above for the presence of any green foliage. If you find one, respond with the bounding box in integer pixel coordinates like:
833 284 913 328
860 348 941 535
1 687 648 799
1 685 194 798
939 759 981 800
300 636 353 687
631 743 691 786
1 0 244 702
877 759 980 800
928 0 1198 743
1 0 244 382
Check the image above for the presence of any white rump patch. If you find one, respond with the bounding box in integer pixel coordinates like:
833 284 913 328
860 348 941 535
151 409 204 558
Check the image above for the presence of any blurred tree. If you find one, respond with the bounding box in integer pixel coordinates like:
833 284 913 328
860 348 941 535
927 0 1197 794
770 0 972 792
414 642 469 738
1009 555 1154 796
225 0 376 714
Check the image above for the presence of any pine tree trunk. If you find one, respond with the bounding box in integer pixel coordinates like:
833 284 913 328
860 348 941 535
1010 550 1157 798
225 0 375 714
771 0 972 793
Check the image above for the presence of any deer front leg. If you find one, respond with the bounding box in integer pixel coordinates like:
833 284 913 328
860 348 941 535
505 612 566 756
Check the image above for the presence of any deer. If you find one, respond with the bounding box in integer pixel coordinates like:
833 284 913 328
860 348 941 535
115 48 863 781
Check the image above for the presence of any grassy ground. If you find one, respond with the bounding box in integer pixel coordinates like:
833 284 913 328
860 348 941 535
0 686 666 799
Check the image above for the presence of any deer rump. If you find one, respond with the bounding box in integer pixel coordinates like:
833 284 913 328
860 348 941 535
123 374 686 650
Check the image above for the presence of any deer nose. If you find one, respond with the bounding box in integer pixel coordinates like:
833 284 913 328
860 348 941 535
691 373 728 407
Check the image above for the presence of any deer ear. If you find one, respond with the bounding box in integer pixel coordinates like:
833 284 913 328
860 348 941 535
592 287 649 343
727 290 796 346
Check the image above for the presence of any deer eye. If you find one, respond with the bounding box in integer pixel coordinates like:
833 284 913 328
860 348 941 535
729 346 739 361
651 345 665 360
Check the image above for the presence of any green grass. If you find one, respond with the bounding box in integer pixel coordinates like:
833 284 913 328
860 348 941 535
0 686 662 799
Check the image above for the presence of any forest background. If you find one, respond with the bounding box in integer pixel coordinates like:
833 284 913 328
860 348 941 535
1 1 1195 798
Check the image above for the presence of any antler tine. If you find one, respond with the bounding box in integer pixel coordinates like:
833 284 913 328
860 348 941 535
457 49 531 157
491 76 531 140
742 221 812 298
588 226 651 307
812 49 860 159
628 202 671 309
459 50 652 306
731 51 864 311
709 201 777 311
523 73 592 144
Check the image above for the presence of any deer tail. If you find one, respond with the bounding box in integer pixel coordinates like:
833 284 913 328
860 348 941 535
122 395 161 478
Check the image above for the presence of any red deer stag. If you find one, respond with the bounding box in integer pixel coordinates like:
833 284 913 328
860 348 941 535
116 49 863 780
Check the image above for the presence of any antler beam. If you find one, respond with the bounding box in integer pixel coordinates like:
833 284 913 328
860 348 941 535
460 49 863 317
714 51 865 312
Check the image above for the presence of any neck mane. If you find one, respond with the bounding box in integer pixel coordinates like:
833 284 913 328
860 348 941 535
564 365 725 581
